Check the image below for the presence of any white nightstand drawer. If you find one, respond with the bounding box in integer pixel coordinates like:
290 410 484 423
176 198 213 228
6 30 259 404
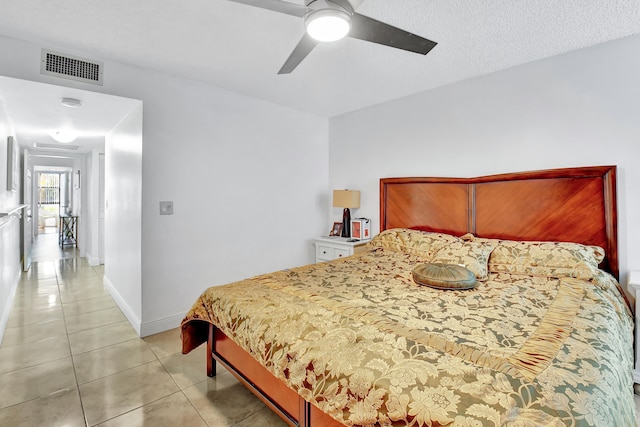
313 237 372 263
334 248 349 259
316 244 335 261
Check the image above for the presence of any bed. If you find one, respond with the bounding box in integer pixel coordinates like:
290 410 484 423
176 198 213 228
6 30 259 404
181 165 635 427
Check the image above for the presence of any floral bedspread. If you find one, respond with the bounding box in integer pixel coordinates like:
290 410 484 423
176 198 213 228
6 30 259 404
181 248 635 426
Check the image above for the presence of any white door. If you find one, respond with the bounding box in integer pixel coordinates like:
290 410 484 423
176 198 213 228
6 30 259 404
98 154 105 264
22 149 32 271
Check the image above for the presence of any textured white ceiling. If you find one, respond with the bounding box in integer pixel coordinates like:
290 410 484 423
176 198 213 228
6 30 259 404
0 0 639 118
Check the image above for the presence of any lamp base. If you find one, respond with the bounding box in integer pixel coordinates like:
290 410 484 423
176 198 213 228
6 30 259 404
341 208 351 238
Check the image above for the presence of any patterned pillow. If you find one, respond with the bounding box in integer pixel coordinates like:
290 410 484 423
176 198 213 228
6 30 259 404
368 228 460 260
412 263 477 290
431 240 498 281
487 239 605 279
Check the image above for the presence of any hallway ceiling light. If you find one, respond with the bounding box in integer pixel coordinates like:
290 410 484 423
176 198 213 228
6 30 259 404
50 129 78 143
60 97 82 108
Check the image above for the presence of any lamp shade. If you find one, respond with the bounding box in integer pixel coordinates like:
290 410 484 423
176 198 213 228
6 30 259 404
333 190 360 209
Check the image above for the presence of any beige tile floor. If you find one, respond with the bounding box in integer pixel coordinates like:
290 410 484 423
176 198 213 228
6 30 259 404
2 233 639 426
0 240 288 426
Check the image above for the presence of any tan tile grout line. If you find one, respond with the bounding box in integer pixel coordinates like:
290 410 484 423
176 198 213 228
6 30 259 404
54 260 90 427
153 347 212 427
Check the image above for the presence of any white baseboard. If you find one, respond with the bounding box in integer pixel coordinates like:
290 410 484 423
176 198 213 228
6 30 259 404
103 275 141 337
102 275 184 338
140 313 185 338
0 279 19 345
86 256 101 266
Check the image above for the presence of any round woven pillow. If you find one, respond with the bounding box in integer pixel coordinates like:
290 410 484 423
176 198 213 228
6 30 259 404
412 263 477 290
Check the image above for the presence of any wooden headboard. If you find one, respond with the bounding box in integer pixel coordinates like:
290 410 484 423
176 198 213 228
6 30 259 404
380 166 618 279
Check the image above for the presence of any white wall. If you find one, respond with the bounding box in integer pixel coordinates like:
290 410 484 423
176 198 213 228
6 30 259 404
0 103 21 344
0 35 329 336
84 148 103 266
330 34 640 292
104 105 143 334
137 65 329 335
71 157 83 217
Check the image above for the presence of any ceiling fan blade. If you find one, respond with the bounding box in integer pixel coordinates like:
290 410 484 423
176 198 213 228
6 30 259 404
349 13 437 55
227 0 308 17
278 33 319 74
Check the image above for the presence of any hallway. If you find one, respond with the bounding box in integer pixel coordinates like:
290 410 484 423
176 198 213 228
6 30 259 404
0 238 286 426
31 229 79 263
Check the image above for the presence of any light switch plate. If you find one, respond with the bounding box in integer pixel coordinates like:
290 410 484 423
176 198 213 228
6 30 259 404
159 201 173 215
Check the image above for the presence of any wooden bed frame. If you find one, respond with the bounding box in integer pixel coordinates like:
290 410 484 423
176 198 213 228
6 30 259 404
205 165 618 427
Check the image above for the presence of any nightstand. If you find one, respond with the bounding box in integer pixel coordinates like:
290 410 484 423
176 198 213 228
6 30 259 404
313 236 371 263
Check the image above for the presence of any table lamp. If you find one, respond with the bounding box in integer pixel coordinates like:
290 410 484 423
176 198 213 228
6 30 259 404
333 190 360 238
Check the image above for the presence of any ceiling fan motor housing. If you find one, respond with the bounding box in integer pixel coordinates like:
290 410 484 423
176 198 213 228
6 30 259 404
304 0 354 42
306 0 354 14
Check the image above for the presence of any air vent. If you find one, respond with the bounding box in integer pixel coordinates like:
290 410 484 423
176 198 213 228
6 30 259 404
34 143 80 151
40 49 103 85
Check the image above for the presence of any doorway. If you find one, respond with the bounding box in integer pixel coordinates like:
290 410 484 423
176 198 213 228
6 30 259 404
37 172 60 235
32 169 78 262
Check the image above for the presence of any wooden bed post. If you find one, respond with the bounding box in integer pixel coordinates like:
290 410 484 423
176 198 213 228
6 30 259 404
207 323 216 377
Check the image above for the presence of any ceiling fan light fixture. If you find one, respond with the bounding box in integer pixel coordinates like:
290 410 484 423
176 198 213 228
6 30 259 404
305 9 351 42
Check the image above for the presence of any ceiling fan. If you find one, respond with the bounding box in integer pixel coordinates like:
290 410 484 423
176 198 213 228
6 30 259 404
228 0 437 74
